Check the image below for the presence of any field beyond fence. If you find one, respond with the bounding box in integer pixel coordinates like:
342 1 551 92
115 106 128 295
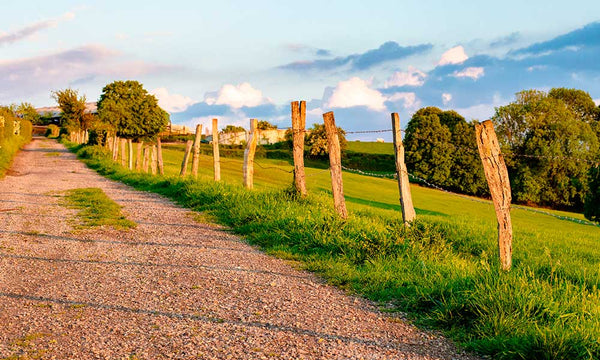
63 135 600 360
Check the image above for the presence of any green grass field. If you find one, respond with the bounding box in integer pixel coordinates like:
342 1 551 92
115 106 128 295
347 140 394 154
74 140 600 359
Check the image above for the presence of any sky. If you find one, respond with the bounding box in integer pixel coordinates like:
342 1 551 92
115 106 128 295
2 0 600 140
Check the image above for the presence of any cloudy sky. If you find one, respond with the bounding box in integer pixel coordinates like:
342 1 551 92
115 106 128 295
2 0 600 140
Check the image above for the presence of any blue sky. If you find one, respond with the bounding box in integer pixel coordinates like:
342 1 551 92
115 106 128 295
2 1 600 140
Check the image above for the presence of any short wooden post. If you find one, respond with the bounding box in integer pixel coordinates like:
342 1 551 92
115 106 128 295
128 139 133 170
291 101 308 197
120 138 127 166
142 147 150 173
157 137 164 175
150 145 157 175
243 119 259 189
212 118 221 181
475 120 513 271
106 135 113 151
135 141 144 171
180 140 193 176
392 113 416 224
323 112 348 219
192 124 203 178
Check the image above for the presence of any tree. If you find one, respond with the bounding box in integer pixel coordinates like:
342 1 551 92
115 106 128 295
222 125 245 133
404 107 486 194
52 89 87 131
16 103 41 125
492 89 599 209
256 120 277 130
97 80 169 140
584 165 600 222
306 123 347 156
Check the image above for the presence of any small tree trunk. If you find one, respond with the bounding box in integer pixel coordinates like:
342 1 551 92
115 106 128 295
157 137 164 175
180 140 193 176
323 111 347 219
291 101 307 197
192 124 203 178
212 118 221 181
243 119 259 189
475 120 513 271
392 113 416 224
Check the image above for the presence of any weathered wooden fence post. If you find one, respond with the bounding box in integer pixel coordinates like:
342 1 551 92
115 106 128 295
191 124 203 178
180 140 193 176
142 146 150 173
291 101 308 197
120 138 127 166
212 118 221 181
135 141 144 171
112 136 119 161
475 120 513 271
323 112 348 219
150 145 157 175
157 137 164 175
391 113 416 224
243 119 259 189
128 139 133 170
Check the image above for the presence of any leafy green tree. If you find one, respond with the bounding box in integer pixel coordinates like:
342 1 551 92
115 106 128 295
16 103 41 125
584 165 600 222
52 88 87 131
493 89 599 209
306 123 347 156
97 80 169 140
222 125 245 133
257 120 277 130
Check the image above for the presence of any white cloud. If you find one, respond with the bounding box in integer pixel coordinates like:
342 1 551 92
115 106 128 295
151 87 195 113
388 92 420 110
594 98 600 106
453 67 485 80
437 46 468 66
325 77 386 111
384 66 427 88
0 11 75 46
205 82 271 109
442 93 452 105
527 65 547 72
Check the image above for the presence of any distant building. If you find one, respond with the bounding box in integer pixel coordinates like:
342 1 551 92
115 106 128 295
36 102 98 125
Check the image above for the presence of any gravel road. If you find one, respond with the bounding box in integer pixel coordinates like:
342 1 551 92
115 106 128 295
0 138 480 359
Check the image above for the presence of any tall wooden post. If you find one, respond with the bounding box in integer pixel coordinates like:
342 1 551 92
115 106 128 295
323 112 348 219
212 118 221 181
291 101 307 197
135 141 144 171
157 137 164 175
142 147 150 173
112 136 119 161
128 139 133 170
180 140 193 176
192 124 203 178
475 120 513 271
392 113 416 224
120 138 127 166
243 119 259 189
150 145 157 175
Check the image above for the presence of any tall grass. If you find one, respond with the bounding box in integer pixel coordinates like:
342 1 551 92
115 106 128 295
0 119 32 178
73 143 600 360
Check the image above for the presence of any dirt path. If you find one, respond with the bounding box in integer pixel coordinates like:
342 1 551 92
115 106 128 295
0 138 479 360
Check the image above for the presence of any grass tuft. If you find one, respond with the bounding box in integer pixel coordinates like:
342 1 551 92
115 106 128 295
62 187 136 230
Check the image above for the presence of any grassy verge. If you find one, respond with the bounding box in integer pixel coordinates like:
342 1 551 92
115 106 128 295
0 136 30 178
69 142 600 360
62 187 136 230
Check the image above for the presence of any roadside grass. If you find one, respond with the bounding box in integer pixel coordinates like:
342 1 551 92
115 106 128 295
62 187 136 230
70 142 600 360
347 140 394 154
0 136 29 178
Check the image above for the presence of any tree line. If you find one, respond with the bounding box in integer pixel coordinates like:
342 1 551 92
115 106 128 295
404 88 600 222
